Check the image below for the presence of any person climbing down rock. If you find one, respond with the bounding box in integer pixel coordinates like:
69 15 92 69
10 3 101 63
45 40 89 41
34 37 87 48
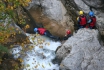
63 30 71 40
87 11 96 29
34 28 60 41
77 11 87 29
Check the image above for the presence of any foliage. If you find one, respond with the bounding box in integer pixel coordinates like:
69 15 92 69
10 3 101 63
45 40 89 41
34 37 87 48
0 0 31 23
0 0 31 69
0 44 9 53
0 0 31 44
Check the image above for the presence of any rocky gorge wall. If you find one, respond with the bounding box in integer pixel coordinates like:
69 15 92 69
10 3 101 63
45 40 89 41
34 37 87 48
61 0 104 42
56 29 104 70
55 0 104 70
25 0 74 37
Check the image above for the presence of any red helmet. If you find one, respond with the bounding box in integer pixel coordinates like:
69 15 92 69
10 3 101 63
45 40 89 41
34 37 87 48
66 30 71 35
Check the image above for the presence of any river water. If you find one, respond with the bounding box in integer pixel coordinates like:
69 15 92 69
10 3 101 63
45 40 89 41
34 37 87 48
10 33 61 70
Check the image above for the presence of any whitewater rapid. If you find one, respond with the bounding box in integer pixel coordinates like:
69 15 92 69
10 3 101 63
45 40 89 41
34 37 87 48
10 33 61 70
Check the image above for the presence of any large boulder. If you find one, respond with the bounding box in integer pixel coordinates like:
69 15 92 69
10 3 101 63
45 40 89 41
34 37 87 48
25 0 74 37
82 0 104 9
56 28 104 70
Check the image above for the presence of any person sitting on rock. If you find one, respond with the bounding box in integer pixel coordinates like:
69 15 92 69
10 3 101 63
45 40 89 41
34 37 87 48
77 11 87 29
87 11 96 29
63 30 71 40
34 27 60 41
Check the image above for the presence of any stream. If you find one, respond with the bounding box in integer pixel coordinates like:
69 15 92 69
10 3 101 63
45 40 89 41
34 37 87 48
10 33 61 70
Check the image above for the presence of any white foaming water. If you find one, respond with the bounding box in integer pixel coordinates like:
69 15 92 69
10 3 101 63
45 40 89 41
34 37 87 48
10 33 61 70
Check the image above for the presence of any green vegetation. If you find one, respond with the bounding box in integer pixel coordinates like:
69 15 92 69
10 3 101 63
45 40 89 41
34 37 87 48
0 0 31 44
0 44 9 53
0 0 31 69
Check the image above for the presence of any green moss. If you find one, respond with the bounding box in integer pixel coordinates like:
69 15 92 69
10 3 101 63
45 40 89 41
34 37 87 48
0 44 9 53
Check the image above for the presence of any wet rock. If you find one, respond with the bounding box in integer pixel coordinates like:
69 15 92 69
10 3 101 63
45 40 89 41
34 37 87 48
25 0 74 37
56 29 104 70
3 23 31 46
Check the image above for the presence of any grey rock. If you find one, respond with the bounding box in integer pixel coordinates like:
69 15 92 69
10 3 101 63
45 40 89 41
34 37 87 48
56 29 104 70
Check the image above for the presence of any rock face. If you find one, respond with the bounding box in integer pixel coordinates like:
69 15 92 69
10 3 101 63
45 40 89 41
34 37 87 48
82 0 104 9
4 23 30 46
61 0 104 41
28 8 67 37
73 0 104 41
56 28 104 70
28 0 69 22
26 0 74 37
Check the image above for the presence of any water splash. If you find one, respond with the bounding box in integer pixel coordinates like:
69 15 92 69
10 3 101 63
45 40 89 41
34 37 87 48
11 33 61 70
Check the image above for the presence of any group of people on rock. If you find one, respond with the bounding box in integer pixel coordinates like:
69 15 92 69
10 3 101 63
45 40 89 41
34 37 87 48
33 10 96 41
77 10 96 29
